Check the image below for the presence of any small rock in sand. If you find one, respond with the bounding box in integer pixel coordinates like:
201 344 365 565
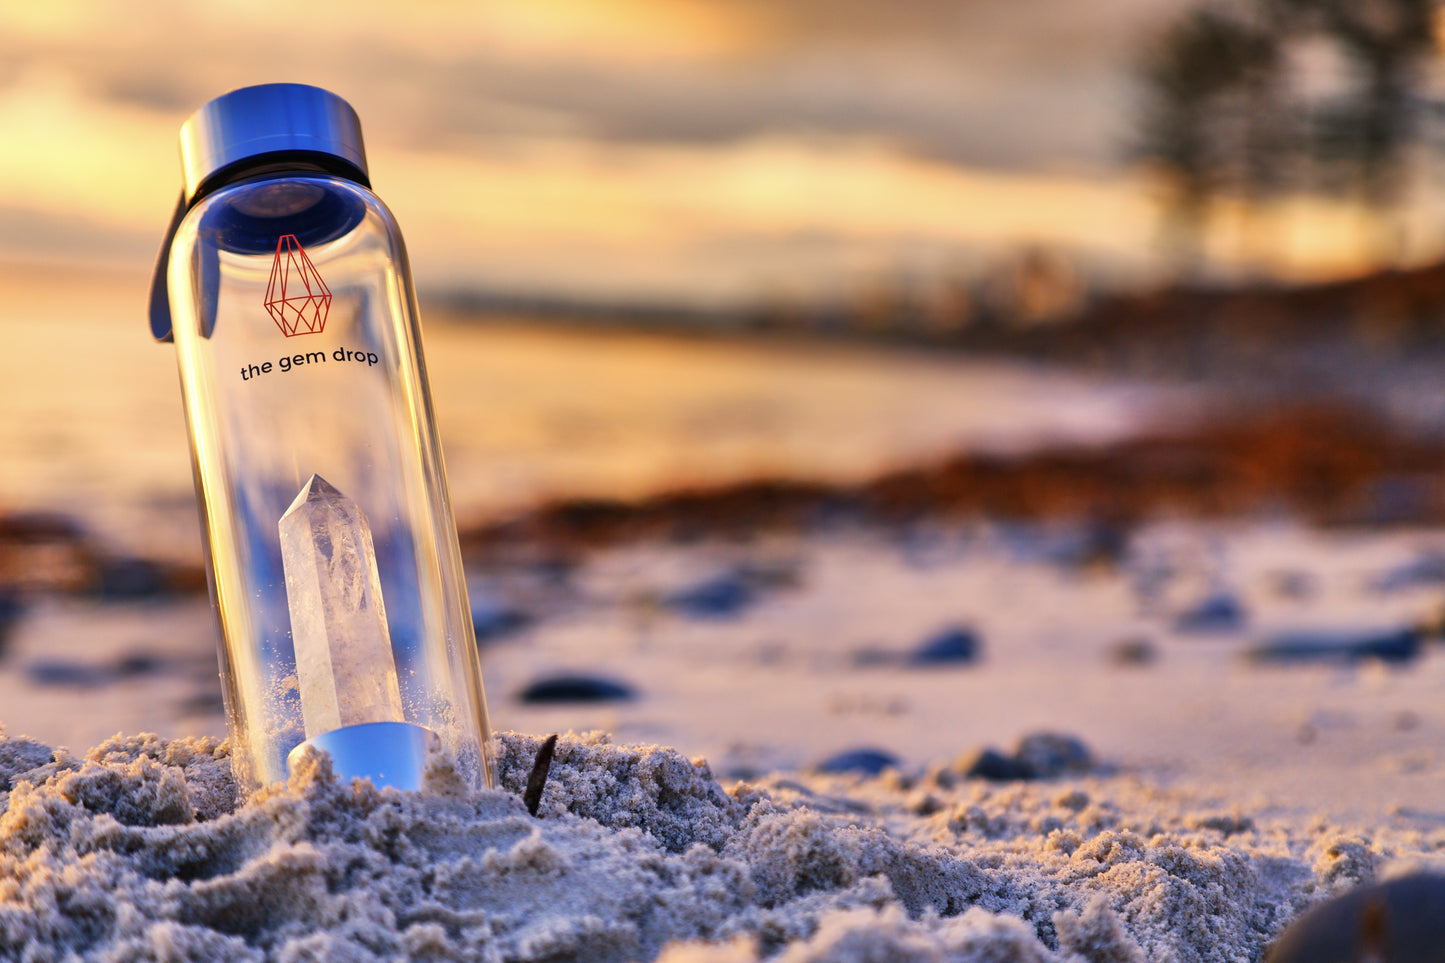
469 591 531 643
956 733 1095 782
1246 627 1422 667
1013 732 1094 779
25 652 173 689
25 659 111 688
815 748 901 776
1173 591 1247 634
665 571 755 619
91 556 203 601
0 587 22 656
958 748 1030 782
113 652 168 679
1106 636 1158 667
518 674 638 704
1370 550 1445 593
907 625 982 666
1266 872 1445 963
92 557 168 600
177 690 225 717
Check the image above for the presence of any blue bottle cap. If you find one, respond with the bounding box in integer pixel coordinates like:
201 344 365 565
150 84 370 342
179 83 368 203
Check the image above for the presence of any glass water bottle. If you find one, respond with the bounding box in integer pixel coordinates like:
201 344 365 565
148 84 492 794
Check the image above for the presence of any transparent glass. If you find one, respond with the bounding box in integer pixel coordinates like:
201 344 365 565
167 171 491 793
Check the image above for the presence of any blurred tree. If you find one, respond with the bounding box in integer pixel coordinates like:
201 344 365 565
1139 0 1443 273
1138 7 1288 274
1283 0 1437 255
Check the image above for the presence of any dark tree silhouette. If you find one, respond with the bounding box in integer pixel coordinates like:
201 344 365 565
1139 0 1442 271
1138 7 1287 272
1278 0 1435 199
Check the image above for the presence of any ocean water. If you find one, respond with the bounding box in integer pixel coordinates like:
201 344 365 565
0 265 1180 557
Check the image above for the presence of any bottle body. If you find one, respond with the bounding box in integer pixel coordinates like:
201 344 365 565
167 171 491 793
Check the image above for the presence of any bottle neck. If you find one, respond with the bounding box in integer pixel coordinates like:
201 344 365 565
188 151 370 207
152 152 371 343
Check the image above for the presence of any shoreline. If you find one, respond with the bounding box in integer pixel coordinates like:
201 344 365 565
6 400 1445 602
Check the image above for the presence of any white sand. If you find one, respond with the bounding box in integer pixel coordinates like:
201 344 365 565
13 520 1445 827
1 728 1424 962
5 518 1445 958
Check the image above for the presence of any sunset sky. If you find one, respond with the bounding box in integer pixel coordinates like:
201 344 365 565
0 0 1432 310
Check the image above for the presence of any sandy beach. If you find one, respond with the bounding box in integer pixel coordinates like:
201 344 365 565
11 0 1445 953
7 499 1445 958
0 720 1434 961
4 299 1445 960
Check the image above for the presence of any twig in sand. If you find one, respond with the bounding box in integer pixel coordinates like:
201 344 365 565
524 734 558 817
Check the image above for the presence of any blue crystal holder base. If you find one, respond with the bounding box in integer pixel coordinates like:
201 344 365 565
287 720 434 791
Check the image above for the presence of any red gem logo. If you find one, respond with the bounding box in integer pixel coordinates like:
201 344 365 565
264 235 331 337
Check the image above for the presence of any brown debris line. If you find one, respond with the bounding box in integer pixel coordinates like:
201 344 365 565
460 405 1445 559
5 405 1443 597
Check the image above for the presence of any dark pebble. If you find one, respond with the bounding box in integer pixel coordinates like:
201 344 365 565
1371 551 1445 593
177 690 226 716
25 653 175 688
1266 872 1445 963
1247 627 1422 666
113 652 168 678
1062 518 1131 570
25 659 111 688
470 593 531 643
815 748 901 776
532 556 577 586
0 588 24 657
907 626 982 666
517 674 637 705
959 747 1031 782
92 557 171 601
665 572 755 619
1173 592 1246 634
1013 732 1094 778
1106 637 1157 667
910 793 943 816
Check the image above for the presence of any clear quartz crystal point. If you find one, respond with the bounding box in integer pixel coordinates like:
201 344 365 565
280 474 405 739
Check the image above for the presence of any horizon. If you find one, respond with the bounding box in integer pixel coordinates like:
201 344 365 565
4 0 1439 317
